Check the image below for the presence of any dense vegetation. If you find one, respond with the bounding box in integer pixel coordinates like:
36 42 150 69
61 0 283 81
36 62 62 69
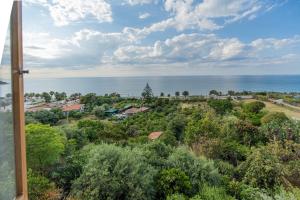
24 87 300 200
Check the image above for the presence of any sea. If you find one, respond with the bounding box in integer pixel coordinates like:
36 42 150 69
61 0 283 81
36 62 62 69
2 75 300 97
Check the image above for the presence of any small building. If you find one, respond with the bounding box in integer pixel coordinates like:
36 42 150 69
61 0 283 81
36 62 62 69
148 131 163 140
123 107 149 116
121 104 133 112
62 104 84 113
105 108 119 115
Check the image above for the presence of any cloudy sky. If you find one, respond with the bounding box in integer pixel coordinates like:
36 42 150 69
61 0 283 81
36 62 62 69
21 0 300 77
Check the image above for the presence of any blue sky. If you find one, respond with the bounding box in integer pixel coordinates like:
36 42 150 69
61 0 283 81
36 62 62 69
21 0 300 77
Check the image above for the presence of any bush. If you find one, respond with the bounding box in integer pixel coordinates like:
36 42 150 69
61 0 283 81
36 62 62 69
166 193 187 200
238 147 283 189
260 120 300 143
207 99 233 115
261 112 288 124
28 169 60 200
157 168 192 198
196 185 235 200
71 144 157 200
167 147 221 195
26 124 65 172
242 101 265 114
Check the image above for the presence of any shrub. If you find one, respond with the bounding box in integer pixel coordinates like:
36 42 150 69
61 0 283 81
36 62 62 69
167 147 221 195
242 101 265 114
71 144 157 200
238 147 283 189
26 124 65 172
207 99 233 115
157 168 192 198
261 112 288 124
28 169 60 200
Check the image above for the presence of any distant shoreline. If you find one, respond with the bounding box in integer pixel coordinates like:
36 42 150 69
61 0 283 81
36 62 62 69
24 74 300 80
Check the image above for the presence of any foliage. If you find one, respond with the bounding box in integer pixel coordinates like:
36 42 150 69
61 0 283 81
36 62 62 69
242 101 265 114
28 169 60 200
42 92 52 103
26 124 65 172
142 83 154 102
207 99 233 115
157 168 192 198
182 91 189 98
166 193 187 200
167 147 221 195
238 146 283 189
261 112 288 124
92 105 106 119
71 144 157 200
195 185 235 200
168 115 186 141
234 120 265 146
185 111 220 144
22 92 300 199
26 109 65 126
209 90 221 96
259 120 300 143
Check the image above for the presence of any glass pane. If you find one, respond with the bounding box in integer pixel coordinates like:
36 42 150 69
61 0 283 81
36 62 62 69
0 24 16 200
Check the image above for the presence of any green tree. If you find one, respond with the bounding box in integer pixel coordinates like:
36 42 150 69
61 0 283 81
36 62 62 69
238 146 283 189
49 91 55 98
175 91 180 97
167 147 221 195
92 106 106 119
209 90 220 96
142 83 154 102
71 144 157 200
228 90 235 96
26 124 65 171
168 115 186 141
207 99 233 115
182 91 189 98
260 120 300 143
160 92 165 97
41 92 51 103
157 168 192 198
242 101 265 114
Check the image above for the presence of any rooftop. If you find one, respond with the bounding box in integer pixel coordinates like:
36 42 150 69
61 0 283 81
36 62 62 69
62 104 83 112
148 131 163 140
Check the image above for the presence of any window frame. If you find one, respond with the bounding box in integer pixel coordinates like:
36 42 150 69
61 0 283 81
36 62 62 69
10 1 28 200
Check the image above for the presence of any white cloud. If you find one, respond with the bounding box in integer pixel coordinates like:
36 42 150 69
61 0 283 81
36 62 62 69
149 0 282 32
24 0 113 26
124 0 156 5
250 36 300 50
139 12 151 19
24 32 73 59
109 33 300 66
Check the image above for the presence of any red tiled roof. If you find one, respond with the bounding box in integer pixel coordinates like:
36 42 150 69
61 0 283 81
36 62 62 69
148 131 163 140
62 104 83 112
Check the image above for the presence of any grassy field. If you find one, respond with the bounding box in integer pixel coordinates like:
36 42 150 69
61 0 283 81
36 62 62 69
241 99 300 120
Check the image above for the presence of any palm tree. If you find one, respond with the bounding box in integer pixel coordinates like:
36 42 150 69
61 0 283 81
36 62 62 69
182 91 189 98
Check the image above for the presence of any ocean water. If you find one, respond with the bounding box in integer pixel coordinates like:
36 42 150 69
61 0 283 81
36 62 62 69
19 75 300 97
